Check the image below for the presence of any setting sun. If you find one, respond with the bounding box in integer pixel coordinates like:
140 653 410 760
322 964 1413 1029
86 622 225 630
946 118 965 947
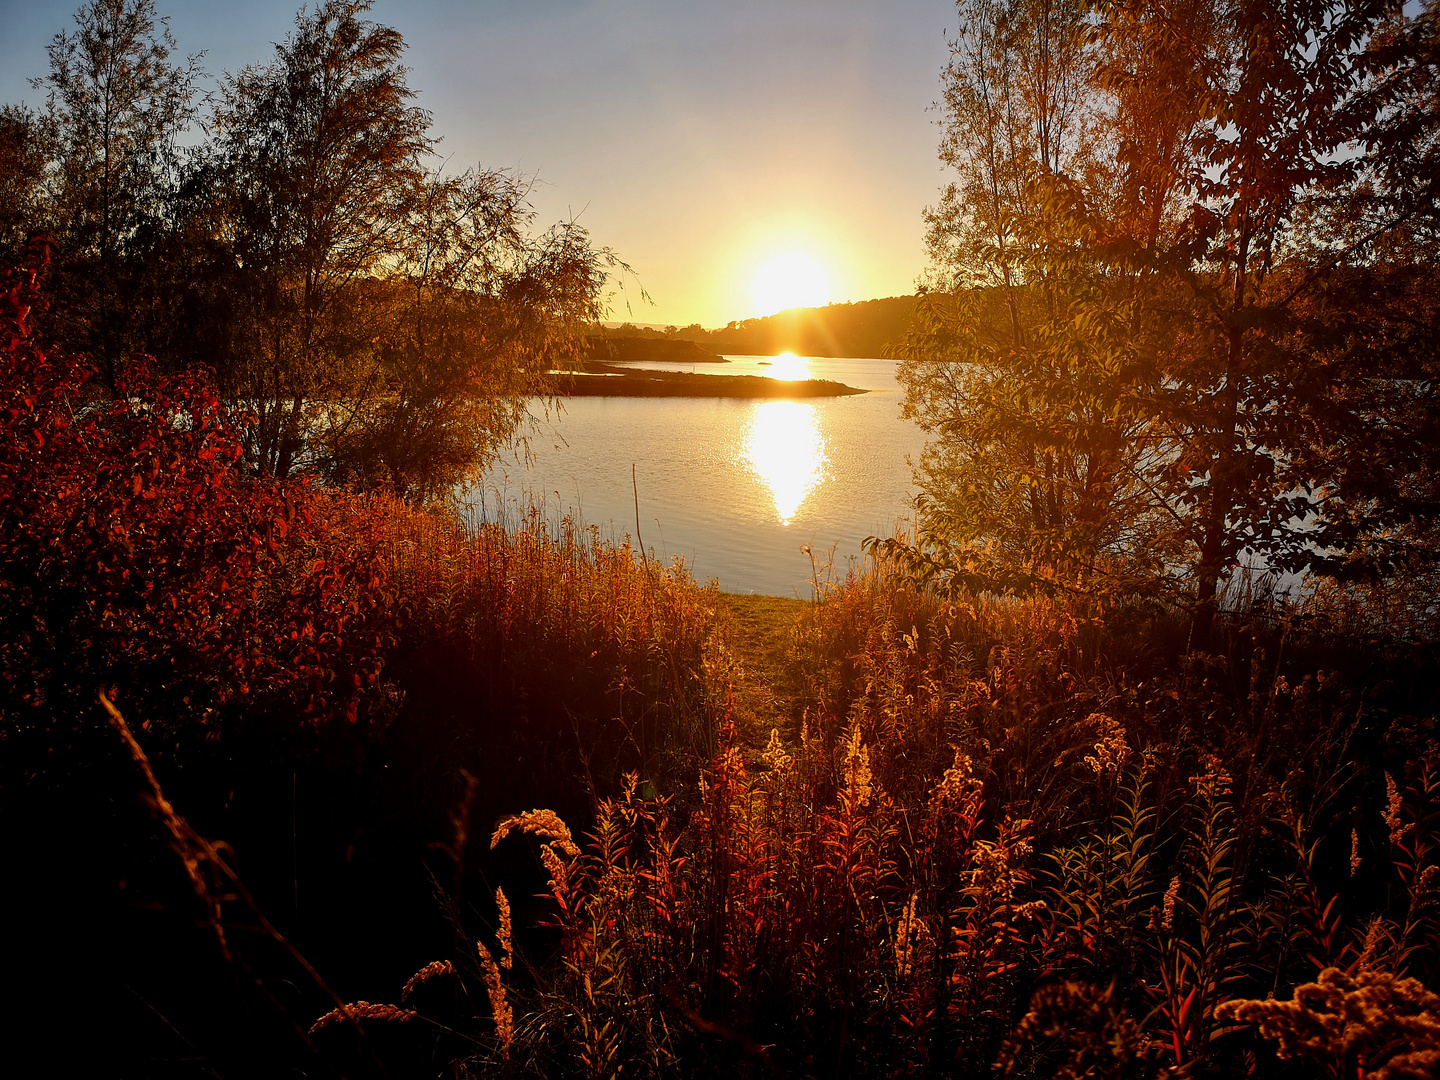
750 252 830 317
767 352 810 380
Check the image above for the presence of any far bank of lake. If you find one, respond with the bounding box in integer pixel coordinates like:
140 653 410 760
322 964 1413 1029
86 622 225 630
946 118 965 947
470 355 927 596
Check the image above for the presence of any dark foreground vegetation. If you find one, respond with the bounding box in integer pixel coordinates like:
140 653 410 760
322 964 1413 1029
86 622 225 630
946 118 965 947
6 239 1440 1077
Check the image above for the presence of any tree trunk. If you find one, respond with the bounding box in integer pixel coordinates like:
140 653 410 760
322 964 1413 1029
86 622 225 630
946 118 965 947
1192 213 1250 650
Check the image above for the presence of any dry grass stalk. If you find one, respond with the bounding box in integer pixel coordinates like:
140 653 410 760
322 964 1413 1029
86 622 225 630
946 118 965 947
99 691 368 1054
1385 774 1414 847
495 887 513 971
401 960 456 1001
309 1001 417 1034
1161 875 1181 932
477 939 514 1060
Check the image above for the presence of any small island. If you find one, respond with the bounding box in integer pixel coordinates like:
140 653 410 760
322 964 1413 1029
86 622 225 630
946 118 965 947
574 333 865 395
563 360 867 398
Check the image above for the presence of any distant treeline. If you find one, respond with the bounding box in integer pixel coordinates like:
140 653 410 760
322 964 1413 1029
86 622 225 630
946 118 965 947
584 333 726 364
604 295 917 358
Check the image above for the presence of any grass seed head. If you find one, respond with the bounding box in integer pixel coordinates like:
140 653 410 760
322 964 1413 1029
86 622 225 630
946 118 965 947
495 887 513 970
1384 774 1414 847
310 1001 417 1034
490 808 581 857
1082 713 1130 778
1162 875 1181 931
401 960 456 1001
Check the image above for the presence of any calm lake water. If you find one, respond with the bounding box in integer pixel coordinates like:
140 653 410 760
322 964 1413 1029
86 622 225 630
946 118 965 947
467 355 929 596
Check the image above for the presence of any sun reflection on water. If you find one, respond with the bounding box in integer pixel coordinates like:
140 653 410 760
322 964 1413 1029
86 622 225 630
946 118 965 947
745 400 826 524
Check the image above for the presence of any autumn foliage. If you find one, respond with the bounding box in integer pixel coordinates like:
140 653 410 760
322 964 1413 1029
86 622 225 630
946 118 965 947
2 234 724 1073
1 236 719 810
0 239 398 744
4 226 1440 1077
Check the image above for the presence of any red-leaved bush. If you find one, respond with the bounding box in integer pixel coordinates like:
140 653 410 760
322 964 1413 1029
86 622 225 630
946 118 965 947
0 238 397 742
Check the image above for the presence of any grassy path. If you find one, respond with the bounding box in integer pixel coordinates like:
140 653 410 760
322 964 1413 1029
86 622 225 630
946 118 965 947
713 593 809 742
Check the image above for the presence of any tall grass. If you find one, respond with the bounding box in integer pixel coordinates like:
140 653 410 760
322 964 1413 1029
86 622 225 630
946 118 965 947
18 491 1436 1076
371 496 723 807
314 551 1440 1078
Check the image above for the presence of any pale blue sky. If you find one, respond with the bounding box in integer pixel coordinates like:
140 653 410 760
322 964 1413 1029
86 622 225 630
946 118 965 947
1 0 956 325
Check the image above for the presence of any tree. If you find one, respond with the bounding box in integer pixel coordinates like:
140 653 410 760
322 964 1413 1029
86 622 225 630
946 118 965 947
899 0 1440 638
896 0 1165 588
321 171 622 502
32 0 200 384
925 0 1098 298
211 0 433 479
5 0 627 500
206 0 620 495
1103 0 1440 639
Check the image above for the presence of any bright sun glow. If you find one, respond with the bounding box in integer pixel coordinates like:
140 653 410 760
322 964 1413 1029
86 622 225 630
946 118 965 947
751 252 830 316
745 401 826 524
768 352 810 380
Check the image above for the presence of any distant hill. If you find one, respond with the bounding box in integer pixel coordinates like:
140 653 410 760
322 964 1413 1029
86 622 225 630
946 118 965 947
605 295 918 359
705 296 916 358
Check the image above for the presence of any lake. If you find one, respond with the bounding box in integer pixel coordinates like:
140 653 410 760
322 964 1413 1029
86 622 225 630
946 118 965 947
467 355 929 596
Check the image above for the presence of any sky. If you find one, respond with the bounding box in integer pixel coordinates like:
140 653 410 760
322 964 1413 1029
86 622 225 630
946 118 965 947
0 0 957 328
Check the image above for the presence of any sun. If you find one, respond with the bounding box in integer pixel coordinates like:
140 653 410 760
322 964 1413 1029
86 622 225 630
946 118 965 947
768 352 809 380
751 252 830 316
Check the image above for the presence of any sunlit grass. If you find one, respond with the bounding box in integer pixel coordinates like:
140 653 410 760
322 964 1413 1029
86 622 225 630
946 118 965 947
319 550 1440 1076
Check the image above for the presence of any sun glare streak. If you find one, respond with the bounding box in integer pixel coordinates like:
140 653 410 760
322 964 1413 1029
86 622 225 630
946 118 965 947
745 401 826 524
